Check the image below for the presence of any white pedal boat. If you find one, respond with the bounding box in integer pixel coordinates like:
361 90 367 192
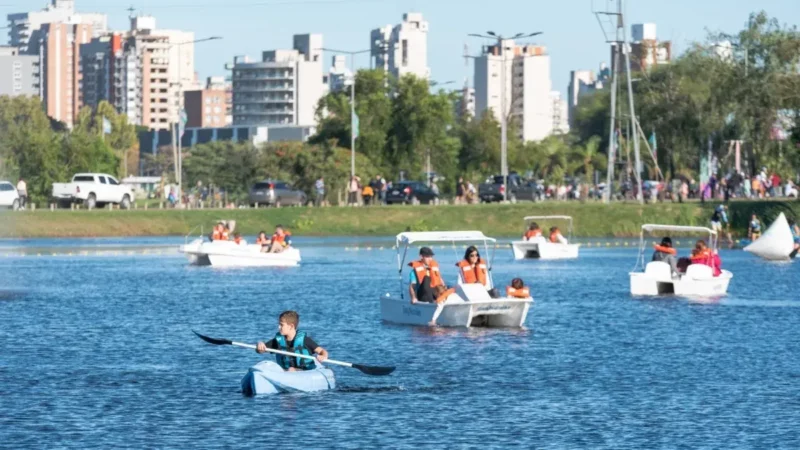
510 215 580 260
179 239 301 267
380 231 532 328
629 224 732 296
241 360 335 396
744 212 796 261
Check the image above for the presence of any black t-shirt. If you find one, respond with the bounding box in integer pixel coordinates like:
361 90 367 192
265 335 319 352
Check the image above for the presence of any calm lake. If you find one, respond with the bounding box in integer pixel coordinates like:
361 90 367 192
1 236 799 448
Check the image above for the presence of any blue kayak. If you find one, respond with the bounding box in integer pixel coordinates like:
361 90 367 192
241 361 335 396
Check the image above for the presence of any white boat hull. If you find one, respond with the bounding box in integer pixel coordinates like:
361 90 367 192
511 240 580 260
178 239 301 267
630 262 732 296
744 212 796 261
380 283 531 328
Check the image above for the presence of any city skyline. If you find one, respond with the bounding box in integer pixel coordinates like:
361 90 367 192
1 0 796 98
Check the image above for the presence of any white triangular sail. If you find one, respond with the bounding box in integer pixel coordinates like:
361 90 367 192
744 212 794 261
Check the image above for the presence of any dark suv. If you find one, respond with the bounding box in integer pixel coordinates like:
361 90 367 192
386 181 438 205
249 180 307 207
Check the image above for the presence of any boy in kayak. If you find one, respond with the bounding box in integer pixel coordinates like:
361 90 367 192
256 311 328 372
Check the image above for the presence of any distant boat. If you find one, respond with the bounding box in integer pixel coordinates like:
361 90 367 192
744 212 795 261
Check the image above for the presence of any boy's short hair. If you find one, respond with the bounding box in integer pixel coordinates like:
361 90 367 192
279 310 299 327
511 278 524 289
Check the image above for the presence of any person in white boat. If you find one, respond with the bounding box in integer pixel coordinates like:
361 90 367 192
652 237 679 276
256 231 271 252
268 225 292 253
232 232 245 245
256 310 328 372
456 246 498 297
690 240 723 277
548 226 569 244
506 278 531 298
210 222 228 241
748 214 762 241
408 247 455 304
523 223 543 241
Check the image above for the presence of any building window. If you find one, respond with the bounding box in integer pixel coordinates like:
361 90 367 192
402 40 408 66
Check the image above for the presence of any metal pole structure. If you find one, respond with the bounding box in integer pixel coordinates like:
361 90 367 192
469 31 542 202
319 48 370 179
620 1 643 204
604 45 620 203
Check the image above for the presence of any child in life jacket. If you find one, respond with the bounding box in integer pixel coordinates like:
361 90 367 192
408 246 455 304
255 310 328 372
506 278 531 298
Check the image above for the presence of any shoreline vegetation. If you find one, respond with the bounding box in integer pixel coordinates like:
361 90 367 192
2 200 797 239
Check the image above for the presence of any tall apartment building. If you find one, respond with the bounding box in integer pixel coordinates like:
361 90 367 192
550 91 569 135
474 40 553 142
327 55 351 93
7 0 107 54
370 12 430 80
232 34 324 127
38 21 96 127
184 86 227 128
205 76 232 125
78 16 197 130
0 46 40 96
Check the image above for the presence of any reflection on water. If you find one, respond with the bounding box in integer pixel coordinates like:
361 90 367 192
1 237 799 448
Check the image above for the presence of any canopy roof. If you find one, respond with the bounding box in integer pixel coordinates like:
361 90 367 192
396 231 496 245
641 224 715 235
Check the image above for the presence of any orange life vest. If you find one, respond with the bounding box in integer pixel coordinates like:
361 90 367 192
221 230 230 240
456 258 488 286
549 232 559 243
524 230 541 240
506 286 530 298
653 244 676 255
409 260 444 288
436 287 456 304
212 228 222 240
271 231 291 246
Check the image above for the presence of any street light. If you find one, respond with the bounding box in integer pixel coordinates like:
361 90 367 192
468 31 542 201
318 47 370 180
171 36 222 203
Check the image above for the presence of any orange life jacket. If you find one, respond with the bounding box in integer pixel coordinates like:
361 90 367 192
549 232 559 243
524 230 541 240
271 231 291 246
456 258 488 286
506 286 530 298
653 244 676 255
212 228 222 240
221 230 230 240
436 287 456 304
409 260 444 288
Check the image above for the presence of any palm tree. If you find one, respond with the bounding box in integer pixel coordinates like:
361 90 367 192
568 136 607 181
531 136 568 180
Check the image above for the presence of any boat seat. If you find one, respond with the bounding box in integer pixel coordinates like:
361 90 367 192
685 264 713 280
456 283 492 302
644 261 673 281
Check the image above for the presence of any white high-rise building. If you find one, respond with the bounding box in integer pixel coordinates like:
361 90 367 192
474 40 553 142
370 12 430 80
232 34 325 127
327 54 351 93
567 70 596 127
550 91 569 135
7 0 107 54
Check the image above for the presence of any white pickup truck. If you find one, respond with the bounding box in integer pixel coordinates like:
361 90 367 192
52 173 134 209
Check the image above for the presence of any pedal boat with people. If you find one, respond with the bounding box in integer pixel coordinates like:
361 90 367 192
178 220 301 267
510 215 580 260
380 231 532 328
629 224 733 296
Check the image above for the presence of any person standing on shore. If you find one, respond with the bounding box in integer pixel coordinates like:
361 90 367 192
315 177 325 207
16 178 27 209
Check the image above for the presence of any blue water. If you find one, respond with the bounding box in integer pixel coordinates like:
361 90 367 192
1 237 799 448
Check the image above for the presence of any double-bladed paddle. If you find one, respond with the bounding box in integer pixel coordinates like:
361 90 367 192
193 331 395 376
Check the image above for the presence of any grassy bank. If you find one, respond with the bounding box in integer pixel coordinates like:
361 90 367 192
1 200 797 239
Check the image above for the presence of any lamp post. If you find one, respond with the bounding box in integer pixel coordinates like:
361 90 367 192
469 31 542 201
171 36 222 204
319 47 370 180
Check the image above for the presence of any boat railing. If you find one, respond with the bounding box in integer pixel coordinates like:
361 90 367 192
185 225 204 246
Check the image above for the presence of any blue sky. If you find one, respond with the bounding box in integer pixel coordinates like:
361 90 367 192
2 0 797 95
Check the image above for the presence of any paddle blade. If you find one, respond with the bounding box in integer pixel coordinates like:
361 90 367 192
193 330 233 346
353 364 396 376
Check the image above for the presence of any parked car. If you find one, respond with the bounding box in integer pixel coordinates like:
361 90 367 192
249 180 307 207
51 173 134 209
0 181 20 210
478 173 539 202
386 181 438 205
